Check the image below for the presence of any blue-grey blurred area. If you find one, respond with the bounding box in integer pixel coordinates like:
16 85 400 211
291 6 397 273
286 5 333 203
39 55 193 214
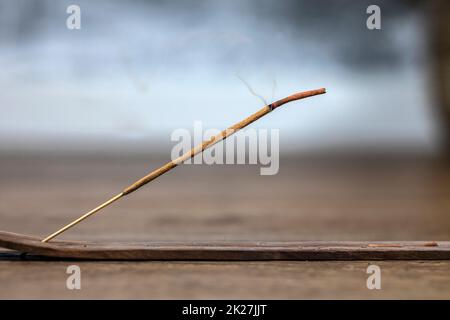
0 0 440 155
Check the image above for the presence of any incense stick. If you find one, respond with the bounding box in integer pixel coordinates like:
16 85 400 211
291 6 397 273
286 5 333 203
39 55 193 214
42 88 326 242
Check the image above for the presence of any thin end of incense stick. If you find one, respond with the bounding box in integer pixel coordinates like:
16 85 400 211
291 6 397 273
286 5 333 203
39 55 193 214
41 193 124 243
41 88 326 242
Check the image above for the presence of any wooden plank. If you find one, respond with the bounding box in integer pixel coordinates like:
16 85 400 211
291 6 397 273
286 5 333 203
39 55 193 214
1 231 449 261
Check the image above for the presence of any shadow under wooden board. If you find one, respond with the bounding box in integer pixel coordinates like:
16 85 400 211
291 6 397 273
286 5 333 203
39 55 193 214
1 231 450 260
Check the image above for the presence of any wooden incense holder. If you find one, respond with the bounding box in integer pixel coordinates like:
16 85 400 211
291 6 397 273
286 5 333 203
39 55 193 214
1 231 449 260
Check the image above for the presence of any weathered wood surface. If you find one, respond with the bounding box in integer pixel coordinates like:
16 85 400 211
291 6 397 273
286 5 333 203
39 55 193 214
1 231 449 260
3 156 450 242
1 156 450 298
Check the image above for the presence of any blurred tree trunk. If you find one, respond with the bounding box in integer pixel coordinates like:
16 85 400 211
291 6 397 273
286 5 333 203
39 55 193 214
429 0 450 156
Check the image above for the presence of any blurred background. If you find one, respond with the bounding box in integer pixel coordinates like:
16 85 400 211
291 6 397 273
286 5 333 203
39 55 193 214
0 0 449 243
1 0 449 155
